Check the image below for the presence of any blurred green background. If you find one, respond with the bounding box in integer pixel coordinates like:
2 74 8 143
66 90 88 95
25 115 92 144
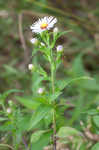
0 0 99 121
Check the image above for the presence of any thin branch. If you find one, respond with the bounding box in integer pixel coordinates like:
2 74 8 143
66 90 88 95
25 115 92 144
84 128 99 142
18 13 29 67
80 121 99 142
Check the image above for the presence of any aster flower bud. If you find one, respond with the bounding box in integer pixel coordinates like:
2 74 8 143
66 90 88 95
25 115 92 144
30 38 38 45
8 100 13 106
97 106 99 110
56 45 63 52
41 42 45 46
53 27 58 33
37 88 44 94
6 108 12 114
28 64 34 71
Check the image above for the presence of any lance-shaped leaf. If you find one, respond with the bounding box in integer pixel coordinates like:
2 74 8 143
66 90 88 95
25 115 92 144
56 76 93 91
1 89 23 100
93 115 99 128
29 105 52 130
49 92 62 102
16 96 40 110
0 117 8 122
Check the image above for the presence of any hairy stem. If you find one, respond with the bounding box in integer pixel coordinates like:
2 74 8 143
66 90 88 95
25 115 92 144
51 66 55 94
50 49 56 150
53 109 56 150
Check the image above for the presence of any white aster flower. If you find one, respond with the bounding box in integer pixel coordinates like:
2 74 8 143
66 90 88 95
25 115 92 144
28 64 34 71
30 16 57 34
56 45 63 52
37 88 44 94
30 38 38 44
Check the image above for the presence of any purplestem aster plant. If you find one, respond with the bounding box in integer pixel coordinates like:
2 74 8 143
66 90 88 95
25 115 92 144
30 16 59 150
29 16 68 150
28 16 89 150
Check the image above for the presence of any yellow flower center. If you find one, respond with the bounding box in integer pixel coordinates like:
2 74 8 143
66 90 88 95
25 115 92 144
40 23 48 29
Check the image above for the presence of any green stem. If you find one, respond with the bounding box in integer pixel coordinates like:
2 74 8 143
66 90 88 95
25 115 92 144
51 65 55 94
50 49 56 150
1 101 6 112
53 109 56 150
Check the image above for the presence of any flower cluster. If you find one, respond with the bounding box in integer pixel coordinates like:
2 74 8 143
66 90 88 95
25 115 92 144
29 16 64 72
28 16 64 100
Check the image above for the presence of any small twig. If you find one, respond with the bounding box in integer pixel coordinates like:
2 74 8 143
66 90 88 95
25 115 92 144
18 13 27 52
80 121 99 142
84 128 99 142
18 13 29 67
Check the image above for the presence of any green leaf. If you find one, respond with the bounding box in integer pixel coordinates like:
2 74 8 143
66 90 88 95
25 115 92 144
57 30 72 39
31 132 52 150
44 113 53 127
71 54 86 77
3 65 19 75
91 143 99 150
80 79 99 91
32 96 48 104
31 130 45 143
0 123 14 131
29 105 52 130
49 92 62 102
0 117 8 121
16 96 40 109
57 127 81 138
86 109 98 115
71 55 99 91
93 115 99 128
56 76 92 91
17 115 31 132
1 89 23 100
37 65 47 78
52 30 72 48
